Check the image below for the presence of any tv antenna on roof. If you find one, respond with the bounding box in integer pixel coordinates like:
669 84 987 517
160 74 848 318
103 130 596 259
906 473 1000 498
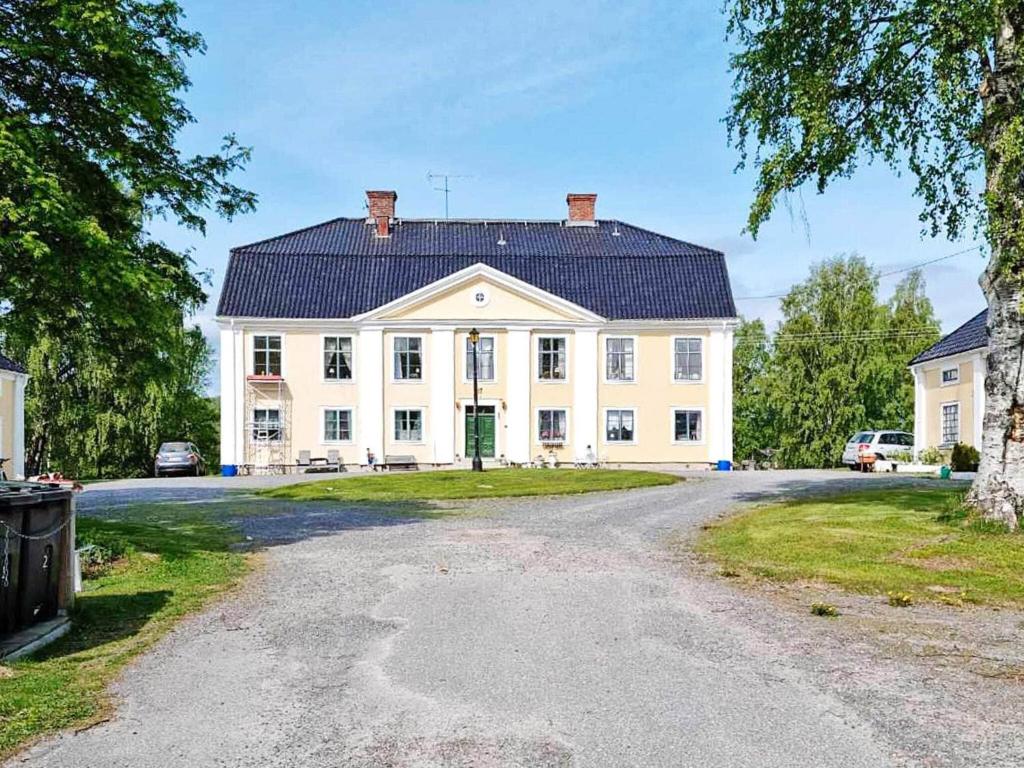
427 172 473 219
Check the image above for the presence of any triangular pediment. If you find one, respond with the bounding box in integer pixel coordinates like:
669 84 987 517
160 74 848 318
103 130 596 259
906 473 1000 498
357 264 604 323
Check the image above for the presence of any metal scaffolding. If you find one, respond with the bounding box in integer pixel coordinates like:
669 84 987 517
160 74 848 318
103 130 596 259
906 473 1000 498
243 376 291 473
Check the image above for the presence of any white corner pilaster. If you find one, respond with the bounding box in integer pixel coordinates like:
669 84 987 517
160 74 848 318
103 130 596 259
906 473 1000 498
506 329 531 463
219 326 238 467
722 326 734 463
13 374 26 479
573 328 599 456
706 326 726 463
431 328 456 464
233 328 245 465
912 365 925 459
973 353 986 449
358 328 385 463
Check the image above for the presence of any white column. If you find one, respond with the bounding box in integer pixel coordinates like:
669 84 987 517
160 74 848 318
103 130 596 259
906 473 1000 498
912 366 925 459
219 326 238 467
358 328 385 463
430 328 456 464
706 326 726 462
233 328 245 465
973 353 986 449
573 328 599 457
506 329 531 463
13 374 26 479
721 326 734 463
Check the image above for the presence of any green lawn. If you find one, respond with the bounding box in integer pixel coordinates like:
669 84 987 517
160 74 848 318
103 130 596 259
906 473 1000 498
0 516 249 758
697 487 1024 606
260 468 680 502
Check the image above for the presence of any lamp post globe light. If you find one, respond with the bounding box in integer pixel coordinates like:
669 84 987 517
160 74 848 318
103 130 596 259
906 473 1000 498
469 327 484 472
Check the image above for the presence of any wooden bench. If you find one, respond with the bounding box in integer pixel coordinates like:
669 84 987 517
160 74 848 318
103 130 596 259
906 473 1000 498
383 454 418 471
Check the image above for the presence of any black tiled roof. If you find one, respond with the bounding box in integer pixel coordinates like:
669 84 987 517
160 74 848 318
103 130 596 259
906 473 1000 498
218 218 736 320
0 353 25 374
910 310 988 365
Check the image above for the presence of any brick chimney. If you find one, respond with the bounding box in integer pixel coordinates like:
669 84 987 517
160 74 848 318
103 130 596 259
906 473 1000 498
366 190 397 237
566 193 597 226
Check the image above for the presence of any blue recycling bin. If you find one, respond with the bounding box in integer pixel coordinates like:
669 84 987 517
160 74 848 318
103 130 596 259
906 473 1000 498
716 460 732 471
221 464 238 477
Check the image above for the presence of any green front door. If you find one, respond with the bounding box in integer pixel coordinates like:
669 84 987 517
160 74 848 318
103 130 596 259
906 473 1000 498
465 406 496 458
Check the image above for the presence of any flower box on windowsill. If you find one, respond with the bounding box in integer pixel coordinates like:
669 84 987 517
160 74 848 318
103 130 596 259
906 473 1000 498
247 374 284 382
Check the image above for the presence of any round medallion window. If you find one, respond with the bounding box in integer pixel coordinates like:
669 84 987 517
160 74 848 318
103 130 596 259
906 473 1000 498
472 288 490 308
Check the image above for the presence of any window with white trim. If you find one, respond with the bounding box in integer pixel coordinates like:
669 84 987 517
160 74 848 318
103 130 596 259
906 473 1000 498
252 408 281 441
393 337 423 380
605 338 634 381
537 337 567 380
941 403 960 445
538 409 568 443
465 336 495 381
323 408 352 442
673 410 702 442
941 366 959 385
673 338 702 381
605 409 635 442
323 336 353 380
394 409 423 442
253 335 282 376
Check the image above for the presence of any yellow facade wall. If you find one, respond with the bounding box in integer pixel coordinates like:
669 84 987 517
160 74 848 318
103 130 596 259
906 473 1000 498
242 330 360 465
454 330 508 461
237 325 720 466
529 331 577 463
921 359 975 449
597 331 711 463
0 378 14 467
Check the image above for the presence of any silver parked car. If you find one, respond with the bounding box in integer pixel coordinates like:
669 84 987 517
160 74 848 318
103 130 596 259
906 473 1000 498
842 430 915 469
154 442 206 477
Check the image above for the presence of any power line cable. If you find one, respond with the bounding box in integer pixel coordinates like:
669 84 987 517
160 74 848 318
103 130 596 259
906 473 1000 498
734 244 984 301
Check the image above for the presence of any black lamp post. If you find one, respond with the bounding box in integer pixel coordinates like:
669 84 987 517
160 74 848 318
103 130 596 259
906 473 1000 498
469 327 484 472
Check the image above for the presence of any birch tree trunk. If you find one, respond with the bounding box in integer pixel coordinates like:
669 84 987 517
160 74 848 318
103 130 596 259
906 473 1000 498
968 11 1024 529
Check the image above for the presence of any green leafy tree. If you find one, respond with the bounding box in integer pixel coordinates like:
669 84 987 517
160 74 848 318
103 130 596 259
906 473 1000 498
0 0 254 474
726 1 1024 525
765 257 939 467
733 318 776 464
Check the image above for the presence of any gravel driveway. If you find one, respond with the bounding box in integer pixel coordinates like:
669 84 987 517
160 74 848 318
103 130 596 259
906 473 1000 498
11 470 1021 767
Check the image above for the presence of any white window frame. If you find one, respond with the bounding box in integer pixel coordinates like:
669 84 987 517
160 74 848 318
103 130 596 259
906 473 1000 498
391 335 425 383
251 406 283 443
320 406 355 444
602 407 637 444
535 407 570 445
321 334 355 384
670 406 706 445
670 336 704 384
940 401 960 446
463 334 497 383
536 335 569 383
250 332 285 377
603 336 638 384
392 407 425 444
940 365 959 387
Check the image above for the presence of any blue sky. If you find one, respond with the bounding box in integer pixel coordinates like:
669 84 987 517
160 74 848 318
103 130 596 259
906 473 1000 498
152 0 988 388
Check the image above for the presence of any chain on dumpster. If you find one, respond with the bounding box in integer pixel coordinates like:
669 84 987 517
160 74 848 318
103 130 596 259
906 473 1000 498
0 518 73 588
